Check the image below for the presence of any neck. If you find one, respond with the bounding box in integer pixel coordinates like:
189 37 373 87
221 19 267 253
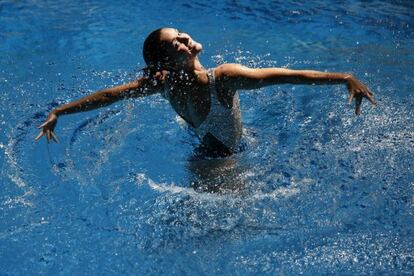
173 57 205 76
191 58 205 72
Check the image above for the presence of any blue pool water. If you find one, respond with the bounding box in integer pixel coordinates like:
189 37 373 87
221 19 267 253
1 0 413 274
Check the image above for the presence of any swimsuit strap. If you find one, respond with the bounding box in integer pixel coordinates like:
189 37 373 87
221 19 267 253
207 68 218 98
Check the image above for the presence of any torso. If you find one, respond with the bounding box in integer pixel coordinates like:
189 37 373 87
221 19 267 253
163 68 242 153
163 69 234 128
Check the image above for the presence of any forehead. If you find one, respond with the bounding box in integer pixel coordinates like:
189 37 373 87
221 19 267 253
160 28 179 42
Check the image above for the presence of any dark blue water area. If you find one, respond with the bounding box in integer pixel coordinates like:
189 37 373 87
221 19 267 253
1 0 413 274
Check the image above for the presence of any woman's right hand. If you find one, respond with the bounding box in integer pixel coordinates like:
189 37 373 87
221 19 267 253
35 111 59 143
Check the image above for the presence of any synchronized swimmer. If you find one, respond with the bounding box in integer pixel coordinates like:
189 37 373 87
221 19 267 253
36 27 376 156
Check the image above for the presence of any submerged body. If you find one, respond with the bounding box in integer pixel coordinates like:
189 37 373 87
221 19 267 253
35 28 376 155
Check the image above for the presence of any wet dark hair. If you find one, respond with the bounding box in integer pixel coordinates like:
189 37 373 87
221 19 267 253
142 28 172 77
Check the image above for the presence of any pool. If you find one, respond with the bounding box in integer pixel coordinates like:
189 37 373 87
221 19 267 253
1 0 413 274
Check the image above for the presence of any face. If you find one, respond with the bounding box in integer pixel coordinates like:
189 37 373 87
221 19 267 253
159 28 203 64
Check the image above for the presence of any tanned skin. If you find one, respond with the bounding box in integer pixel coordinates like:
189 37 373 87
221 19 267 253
36 28 376 143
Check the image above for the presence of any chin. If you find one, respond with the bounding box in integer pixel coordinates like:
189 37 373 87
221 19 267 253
195 42 203 52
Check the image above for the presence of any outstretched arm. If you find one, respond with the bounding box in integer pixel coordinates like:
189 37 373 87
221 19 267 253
215 64 376 115
35 77 159 143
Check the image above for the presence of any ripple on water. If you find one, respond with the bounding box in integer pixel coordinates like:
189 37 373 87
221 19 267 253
1 2 413 271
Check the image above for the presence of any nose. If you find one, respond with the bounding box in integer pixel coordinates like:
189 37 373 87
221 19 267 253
178 33 191 44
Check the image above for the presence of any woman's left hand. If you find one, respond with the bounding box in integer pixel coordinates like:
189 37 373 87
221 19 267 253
346 75 377 115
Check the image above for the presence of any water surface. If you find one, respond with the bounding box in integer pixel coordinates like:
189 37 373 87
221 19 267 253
0 0 413 274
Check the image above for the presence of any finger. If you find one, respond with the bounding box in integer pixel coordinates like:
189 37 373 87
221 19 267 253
38 122 48 129
348 93 354 105
365 93 377 105
355 95 363 115
362 87 377 105
35 130 44 141
46 130 51 144
50 131 59 143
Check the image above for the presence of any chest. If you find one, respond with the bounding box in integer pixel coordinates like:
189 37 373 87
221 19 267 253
164 81 210 127
164 78 235 128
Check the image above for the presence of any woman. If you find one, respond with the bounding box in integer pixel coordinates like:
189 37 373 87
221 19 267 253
35 27 376 156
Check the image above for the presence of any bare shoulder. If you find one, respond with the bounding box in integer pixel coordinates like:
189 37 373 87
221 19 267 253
214 64 264 91
213 64 285 91
214 63 249 79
